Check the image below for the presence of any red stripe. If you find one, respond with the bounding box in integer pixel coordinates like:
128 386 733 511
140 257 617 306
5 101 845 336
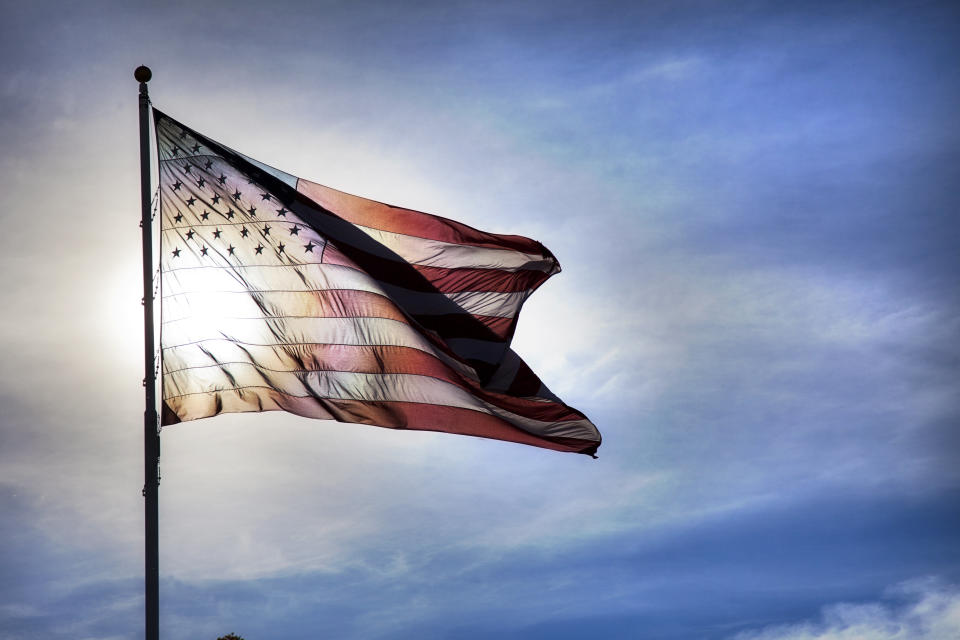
251 288 411 323
298 178 558 256
412 264 546 294
321 242 550 294
290 288 407 322
311 399 597 455
168 391 598 455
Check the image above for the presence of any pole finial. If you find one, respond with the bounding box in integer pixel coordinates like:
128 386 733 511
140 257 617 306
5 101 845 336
134 66 152 83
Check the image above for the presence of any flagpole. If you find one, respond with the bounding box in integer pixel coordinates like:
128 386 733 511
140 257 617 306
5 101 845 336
136 64 160 640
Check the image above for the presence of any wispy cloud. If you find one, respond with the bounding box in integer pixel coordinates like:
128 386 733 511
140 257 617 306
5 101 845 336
1 1 958 638
731 578 960 640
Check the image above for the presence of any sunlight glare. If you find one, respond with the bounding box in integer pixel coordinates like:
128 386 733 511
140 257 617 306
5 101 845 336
98 265 148 369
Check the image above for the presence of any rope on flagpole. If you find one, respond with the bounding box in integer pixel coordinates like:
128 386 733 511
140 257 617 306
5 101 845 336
141 186 159 228
136 63 160 640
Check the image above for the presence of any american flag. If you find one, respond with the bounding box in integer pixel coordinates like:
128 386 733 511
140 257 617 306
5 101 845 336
155 109 600 455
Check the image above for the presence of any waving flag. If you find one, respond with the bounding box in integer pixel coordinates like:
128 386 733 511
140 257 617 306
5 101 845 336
155 109 600 455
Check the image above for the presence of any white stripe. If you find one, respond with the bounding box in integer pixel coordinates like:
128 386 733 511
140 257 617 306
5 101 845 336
484 405 598 441
161 288 398 325
162 316 439 353
163 263 387 298
164 342 302 375
162 311 489 376
163 263 526 320
380 284 527 319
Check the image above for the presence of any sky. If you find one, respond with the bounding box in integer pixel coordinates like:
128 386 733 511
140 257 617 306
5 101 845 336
1 0 958 638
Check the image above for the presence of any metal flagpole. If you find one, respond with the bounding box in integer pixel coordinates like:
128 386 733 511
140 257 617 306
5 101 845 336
136 64 160 640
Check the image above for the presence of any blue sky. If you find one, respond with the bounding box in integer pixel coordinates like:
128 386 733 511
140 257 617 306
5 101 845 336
1 1 958 638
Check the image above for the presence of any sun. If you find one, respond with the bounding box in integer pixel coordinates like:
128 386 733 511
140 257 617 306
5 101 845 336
98 262 153 370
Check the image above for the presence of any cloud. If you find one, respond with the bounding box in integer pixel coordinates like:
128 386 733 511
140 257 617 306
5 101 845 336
1 2 959 638
731 578 960 640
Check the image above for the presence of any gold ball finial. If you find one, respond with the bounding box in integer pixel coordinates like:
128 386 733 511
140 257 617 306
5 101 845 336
134 66 152 82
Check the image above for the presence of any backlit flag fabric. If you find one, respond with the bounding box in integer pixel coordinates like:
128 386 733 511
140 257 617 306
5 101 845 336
154 109 601 455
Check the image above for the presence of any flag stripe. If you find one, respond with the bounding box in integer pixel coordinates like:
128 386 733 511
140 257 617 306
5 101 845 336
380 285 529 320
320 242 551 293
345 223 556 272
164 291 515 343
297 178 556 255
167 392 597 454
163 316 442 354
162 369 595 439
163 289 408 325
162 287 515 343
162 344 585 422
161 313 510 370
162 262 528 321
